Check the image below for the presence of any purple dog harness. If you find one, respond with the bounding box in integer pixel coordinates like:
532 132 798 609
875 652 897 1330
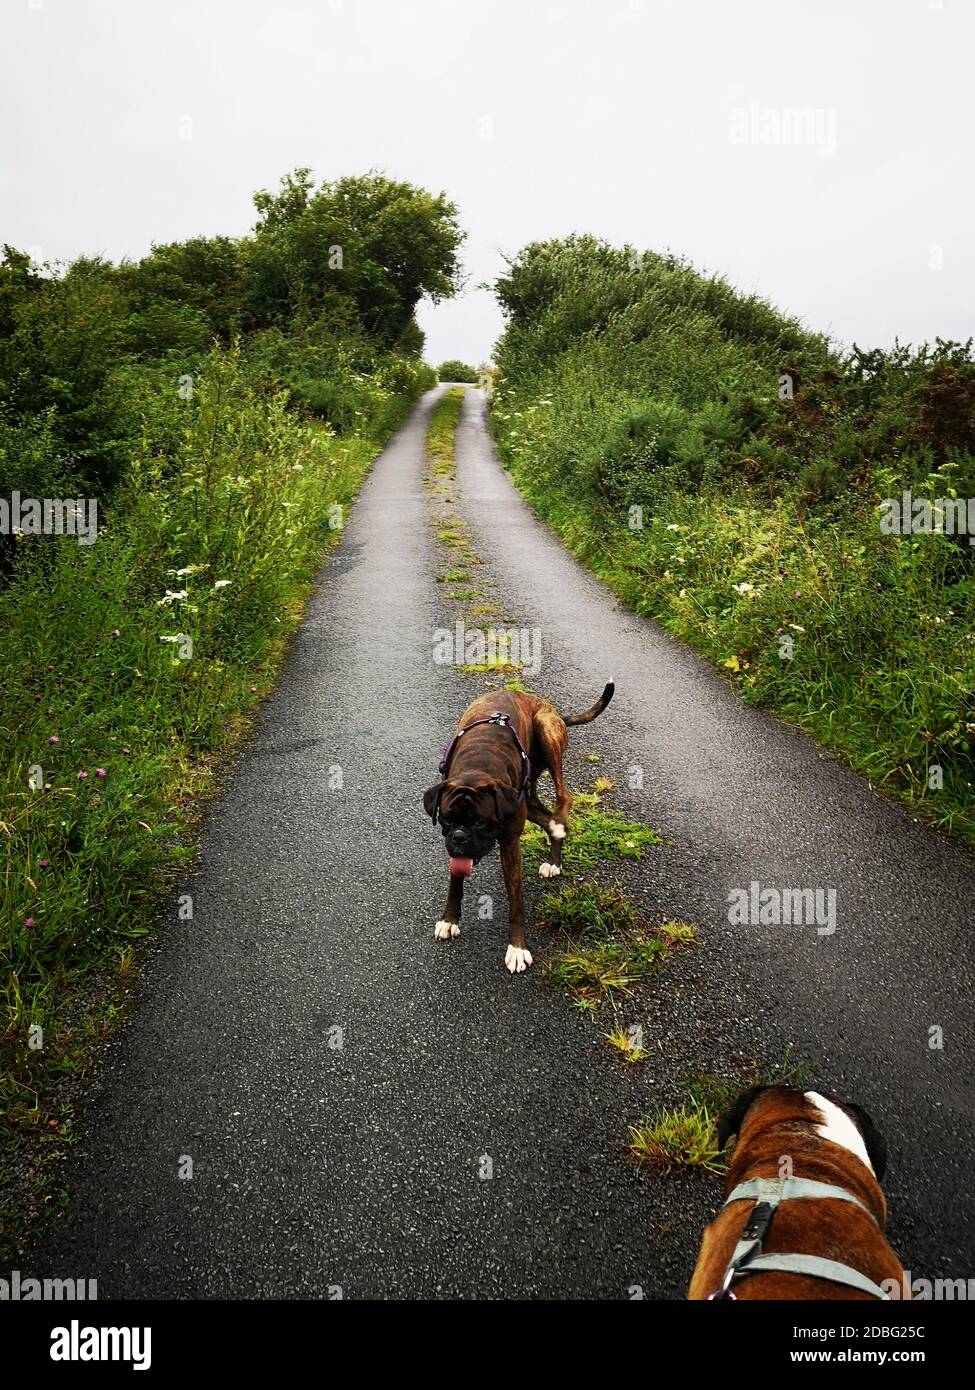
433 712 532 823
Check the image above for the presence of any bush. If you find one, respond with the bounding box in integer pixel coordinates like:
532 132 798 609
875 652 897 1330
489 237 975 848
0 171 462 504
598 400 690 502
437 359 479 383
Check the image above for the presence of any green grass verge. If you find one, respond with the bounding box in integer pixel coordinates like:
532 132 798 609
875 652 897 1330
498 464 975 848
490 237 975 850
0 348 420 1257
426 385 465 474
425 387 530 688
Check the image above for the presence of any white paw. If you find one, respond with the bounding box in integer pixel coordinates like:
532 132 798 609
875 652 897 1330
434 920 460 940
538 862 561 879
548 820 566 840
505 945 534 973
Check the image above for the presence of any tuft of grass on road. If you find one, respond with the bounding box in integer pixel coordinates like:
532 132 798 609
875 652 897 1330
682 1044 819 1118
628 1103 728 1175
627 1046 820 1177
522 785 661 872
459 661 523 675
530 788 679 1027
657 919 698 949
541 937 669 997
536 881 640 938
537 880 689 1008
605 1024 648 1065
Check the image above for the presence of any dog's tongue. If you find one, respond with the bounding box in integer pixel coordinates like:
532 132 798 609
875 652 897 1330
448 855 474 878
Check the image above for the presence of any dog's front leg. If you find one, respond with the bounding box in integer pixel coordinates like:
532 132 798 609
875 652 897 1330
434 871 466 941
499 833 532 973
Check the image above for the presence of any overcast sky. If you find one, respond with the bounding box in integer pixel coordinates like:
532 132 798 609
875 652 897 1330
2 0 972 365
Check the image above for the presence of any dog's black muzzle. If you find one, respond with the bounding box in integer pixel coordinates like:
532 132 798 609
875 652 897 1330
444 825 495 862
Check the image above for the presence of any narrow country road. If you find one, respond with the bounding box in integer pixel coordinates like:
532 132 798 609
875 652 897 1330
31 387 975 1298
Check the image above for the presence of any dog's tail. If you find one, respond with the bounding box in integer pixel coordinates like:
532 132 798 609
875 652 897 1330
564 680 615 727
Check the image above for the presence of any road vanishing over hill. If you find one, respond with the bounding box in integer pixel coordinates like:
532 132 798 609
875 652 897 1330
30 386 975 1298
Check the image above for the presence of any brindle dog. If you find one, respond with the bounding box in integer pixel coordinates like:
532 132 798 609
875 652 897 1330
423 683 614 972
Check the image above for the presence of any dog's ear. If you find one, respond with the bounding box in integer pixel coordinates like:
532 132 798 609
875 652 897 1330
841 1102 888 1181
716 1084 774 1154
491 783 521 822
423 783 444 822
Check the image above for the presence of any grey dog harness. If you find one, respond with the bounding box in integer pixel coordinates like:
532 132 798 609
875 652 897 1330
709 1176 892 1300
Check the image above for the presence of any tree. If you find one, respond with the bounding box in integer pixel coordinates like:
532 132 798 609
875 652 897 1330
247 170 465 344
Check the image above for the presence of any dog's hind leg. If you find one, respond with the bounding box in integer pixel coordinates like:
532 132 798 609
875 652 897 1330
499 832 532 972
530 710 573 879
434 871 465 941
526 792 563 880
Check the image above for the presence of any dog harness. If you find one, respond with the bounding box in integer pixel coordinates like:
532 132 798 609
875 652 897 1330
433 713 532 824
708 1176 892 1300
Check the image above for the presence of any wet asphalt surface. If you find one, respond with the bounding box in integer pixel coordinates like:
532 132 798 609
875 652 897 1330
26 387 975 1299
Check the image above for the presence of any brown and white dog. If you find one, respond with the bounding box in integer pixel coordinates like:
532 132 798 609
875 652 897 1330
423 682 613 972
688 1085 907 1300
